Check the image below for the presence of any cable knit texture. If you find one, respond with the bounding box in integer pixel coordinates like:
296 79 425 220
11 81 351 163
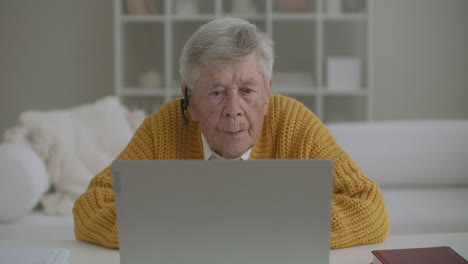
73 94 390 249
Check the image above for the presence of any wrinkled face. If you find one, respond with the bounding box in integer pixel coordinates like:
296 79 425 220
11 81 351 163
186 53 272 159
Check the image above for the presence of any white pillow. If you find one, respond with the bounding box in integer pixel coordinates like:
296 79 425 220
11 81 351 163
0 140 49 222
4 96 145 215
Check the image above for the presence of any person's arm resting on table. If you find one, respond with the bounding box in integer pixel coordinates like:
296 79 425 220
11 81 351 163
312 125 390 248
72 117 155 248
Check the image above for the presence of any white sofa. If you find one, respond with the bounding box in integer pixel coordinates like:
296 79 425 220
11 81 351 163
327 120 468 235
1 120 467 240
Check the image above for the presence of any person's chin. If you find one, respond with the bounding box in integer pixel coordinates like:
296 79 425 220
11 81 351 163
218 142 250 159
220 150 245 159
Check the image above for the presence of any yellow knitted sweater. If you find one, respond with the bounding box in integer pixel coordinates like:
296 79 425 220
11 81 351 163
73 94 389 249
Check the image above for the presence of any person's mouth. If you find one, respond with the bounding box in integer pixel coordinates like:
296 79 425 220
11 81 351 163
223 130 246 137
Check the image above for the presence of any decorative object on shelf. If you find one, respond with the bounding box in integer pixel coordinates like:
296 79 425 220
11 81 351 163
275 0 310 13
325 0 342 15
125 0 157 15
231 0 257 14
138 70 163 89
327 57 361 91
174 0 199 15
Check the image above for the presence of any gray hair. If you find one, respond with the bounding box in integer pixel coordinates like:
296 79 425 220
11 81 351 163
179 17 274 91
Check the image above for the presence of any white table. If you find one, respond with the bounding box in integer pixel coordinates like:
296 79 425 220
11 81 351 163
1 233 467 264
331 232 468 264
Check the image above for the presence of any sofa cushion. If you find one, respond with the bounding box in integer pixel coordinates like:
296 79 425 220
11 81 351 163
327 120 468 187
0 141 50 223
382 187 468 234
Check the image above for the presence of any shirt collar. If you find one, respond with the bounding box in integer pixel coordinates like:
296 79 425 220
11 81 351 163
201 132 251 160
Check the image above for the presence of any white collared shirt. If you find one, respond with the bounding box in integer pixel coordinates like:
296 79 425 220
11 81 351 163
201 133 251 160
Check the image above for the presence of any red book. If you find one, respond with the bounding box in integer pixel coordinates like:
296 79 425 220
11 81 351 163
371 246 468 264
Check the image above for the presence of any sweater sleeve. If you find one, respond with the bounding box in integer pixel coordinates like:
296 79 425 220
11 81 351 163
72 116 156 248
310 123 390 249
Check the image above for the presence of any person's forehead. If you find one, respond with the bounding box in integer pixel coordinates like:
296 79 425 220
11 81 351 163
200 61 263 81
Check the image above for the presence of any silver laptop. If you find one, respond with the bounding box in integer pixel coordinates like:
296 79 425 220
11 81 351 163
113 159 333 264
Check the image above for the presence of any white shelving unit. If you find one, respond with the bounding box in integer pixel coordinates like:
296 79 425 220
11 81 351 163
114 0 373 123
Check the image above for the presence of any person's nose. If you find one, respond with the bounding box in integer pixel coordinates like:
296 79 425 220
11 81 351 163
222 93 243 117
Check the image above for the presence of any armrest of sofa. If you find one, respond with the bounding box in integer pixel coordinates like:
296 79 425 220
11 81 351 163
326 120 468 187
0 140 50 223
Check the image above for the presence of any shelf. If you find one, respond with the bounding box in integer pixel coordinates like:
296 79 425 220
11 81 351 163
321 13 367 21
274 88 367 96
274 88 318 95
271 13 318 21
220 13 266 20
285 94 317 112
273 0 316 13
169 89 182 97
122 23 164 89
121 15 165 23
323 88 368 96
322 21 368 90
323 96 367 123
115 0 373 120
119 88 165 96
171 14 215 22
119 13 367 23
273 21 317 79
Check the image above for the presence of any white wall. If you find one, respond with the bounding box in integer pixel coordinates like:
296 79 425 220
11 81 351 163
0 0 467 136
372 0 468 120
0 0 114 136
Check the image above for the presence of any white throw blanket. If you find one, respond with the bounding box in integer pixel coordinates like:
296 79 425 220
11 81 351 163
4 96 145 215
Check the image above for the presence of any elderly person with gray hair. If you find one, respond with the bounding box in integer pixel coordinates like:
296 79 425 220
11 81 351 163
73 17 389 249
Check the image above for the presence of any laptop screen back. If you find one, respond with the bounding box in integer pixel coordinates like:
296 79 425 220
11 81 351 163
113 159 333 264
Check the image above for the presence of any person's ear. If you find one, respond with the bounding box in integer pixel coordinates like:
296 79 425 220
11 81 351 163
263 78 272 115
267 78 272 97
179 84 190 125
183 85 198 122
180 83 193 104
180 83 186 97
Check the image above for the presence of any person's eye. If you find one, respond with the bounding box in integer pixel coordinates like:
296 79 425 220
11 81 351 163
210 91 222 97
241 88 254 94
